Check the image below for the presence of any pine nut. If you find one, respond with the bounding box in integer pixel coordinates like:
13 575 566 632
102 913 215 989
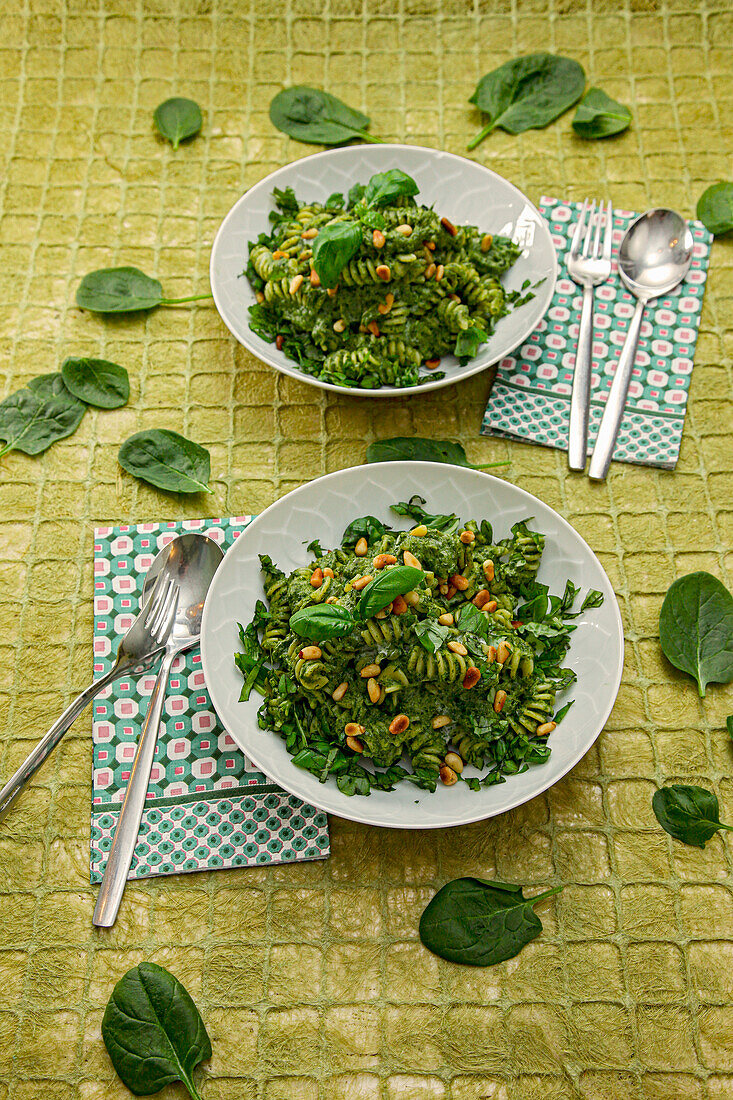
326 595 339 604
425 359 441 369
427 240 436 250
373 553 397 569
289 275 304 295
474 589 492 609
332 681 348 701
439 764 458 786
389 714 410 736
432 715 451 729
298 646 322 660
410 525 428 537
446 585 457 599
333 319 346 333
375 609 388 619
463 667 481 690
403 550 422 570
483 559 495 583
354 537 368 556
449 573 469 591
346 735 364 753
327 287 338 297
536 721 557 737
494 689 507 713
447 640 468 656
435 264 444 281
272 249 286 259
360 663 381 678
302 227 318 239
486 600 498 613
437 613 454 626
392 595 407 615
323 566 335 578
439 584 449 596
444 752 464 773
345 722 365 737
480 233 493 252
395 223 413 236
460 530 475 544
487 645 497 662
309 268 320 287
255 290 265 304
373 229 385 248
497 641 511 664
425 263 437 279
404 590 420 607
376 264 391 281
310 568 323 587
275 334 284 350
440 216 458 237
351 574 373 591
367 321 380 337
367 677 381 703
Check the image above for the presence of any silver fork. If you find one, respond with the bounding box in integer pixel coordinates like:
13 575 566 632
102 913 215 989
566 199 613 470
0 569 178 824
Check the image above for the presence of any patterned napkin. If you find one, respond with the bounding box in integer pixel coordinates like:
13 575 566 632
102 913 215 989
90 516 330 883
482 197 712 468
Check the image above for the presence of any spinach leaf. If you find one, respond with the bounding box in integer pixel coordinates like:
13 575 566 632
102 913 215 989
728 715 733 739
363 169 419 208
419 877 563 966
658 571 733 696
153 97 203 149
367 436 509 471
456 602 490 639
352 204 387 231
234 651 269 701
391 495 460 532
414 619 452 653
311 222 363 289
652 784 733 849
306 538 324 557
76 267 212 313
60 357 129 409
347 183 366 208
554 700 574 724
118 429 212 494
102 961 211 1100
454 324 487 364
580 588 604 612
358 565 424 619
468 52 585 150
572 87 631 139
289 604 356 641
697 182 733 236
341 515 391 547
269 85 379 145
273 186 300 217
0 373 86 457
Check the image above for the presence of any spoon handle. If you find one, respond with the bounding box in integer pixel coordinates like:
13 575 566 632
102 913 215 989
589 298 646 480
93 648 177 927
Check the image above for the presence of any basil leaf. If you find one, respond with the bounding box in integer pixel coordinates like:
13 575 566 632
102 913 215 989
454 325 487 364
652 784 733 849
456 603 490 638
353 204 387 231
468 52 585 150
367 436 508 471
0 373 86 457
358 565 424 619
697 182 733 236
289 603 356 641
311 222 362 289
118 429 212 494
391 495 460 532
269 85 378 145
347 183 366 208
414 619 452 653
61 357 130 409
659 572 733 696
325 191 345 209
341 515 390 547
419 877 563 966
76 266 164 313
102 962 211 1099
572 87 631 139
363 169 419 208
153 97 203 149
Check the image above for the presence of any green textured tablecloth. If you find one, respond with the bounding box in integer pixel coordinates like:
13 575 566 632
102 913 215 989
1 2 732 1097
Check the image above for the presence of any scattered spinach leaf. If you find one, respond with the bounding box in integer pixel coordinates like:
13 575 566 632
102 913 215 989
652 784 733 849
696 182 733 236
468 52 585 150
454 325 487 364
358 565 424 619
362 169 419 208
728 715 733 739
0 373 86 457
414 619 452 653
341 515 391 547
269 85 379 145
153 97 203 149
391 495 460 532
311 222 363 289
658 571 733 696
419 877 563 966
61 357 130 409
118 429 212 494
76 267 212 313
572 87 631 139
367 437 509 471
102 961 211 1100
289 603 356 641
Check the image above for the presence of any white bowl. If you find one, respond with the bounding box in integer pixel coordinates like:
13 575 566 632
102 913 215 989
209 145 557 396
200 463 624 829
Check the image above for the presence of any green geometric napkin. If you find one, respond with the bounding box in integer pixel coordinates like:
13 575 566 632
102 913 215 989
482 197 712 467
90 516 330 883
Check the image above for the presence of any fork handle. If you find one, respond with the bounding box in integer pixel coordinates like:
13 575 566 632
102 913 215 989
93 649 176 927
589 297 646 480
568 283 595 470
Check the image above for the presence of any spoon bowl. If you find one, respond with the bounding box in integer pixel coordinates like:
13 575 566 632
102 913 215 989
143 532 224 641
618 208 694 298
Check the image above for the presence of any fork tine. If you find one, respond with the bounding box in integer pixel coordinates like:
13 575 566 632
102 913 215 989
582 200 597 258
592 200 605 256
570 198 590 258
148 578 176 636
603 201 614 262
142 569 169 628
154 584 179 644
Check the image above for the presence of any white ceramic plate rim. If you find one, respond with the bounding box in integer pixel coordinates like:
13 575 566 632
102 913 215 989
209 144 558 397
200 463 624 829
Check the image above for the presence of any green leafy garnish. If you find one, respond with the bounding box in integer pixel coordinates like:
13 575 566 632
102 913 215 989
311 221 363 289
269 85 379 145
118 429 213 494
696 182 733 236
454 324 488 363
419 877 563 966
572 87 631 139
652 784 733 849
153 97 203 149
358 565 424 619
362 169 419 207
289 604 356 641
391 495 460 532
659 571 733 696
76 266 212 314
341 515 391 547
414 620 452 653
727 715 733 739
60 357 130 409
0 373 86 458
367 437 509 471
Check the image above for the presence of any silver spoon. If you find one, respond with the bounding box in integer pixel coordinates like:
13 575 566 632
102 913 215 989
589 208 693 480
93 532 224 927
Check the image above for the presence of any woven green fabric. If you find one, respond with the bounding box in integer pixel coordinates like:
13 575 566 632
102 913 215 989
0 2 732 1097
